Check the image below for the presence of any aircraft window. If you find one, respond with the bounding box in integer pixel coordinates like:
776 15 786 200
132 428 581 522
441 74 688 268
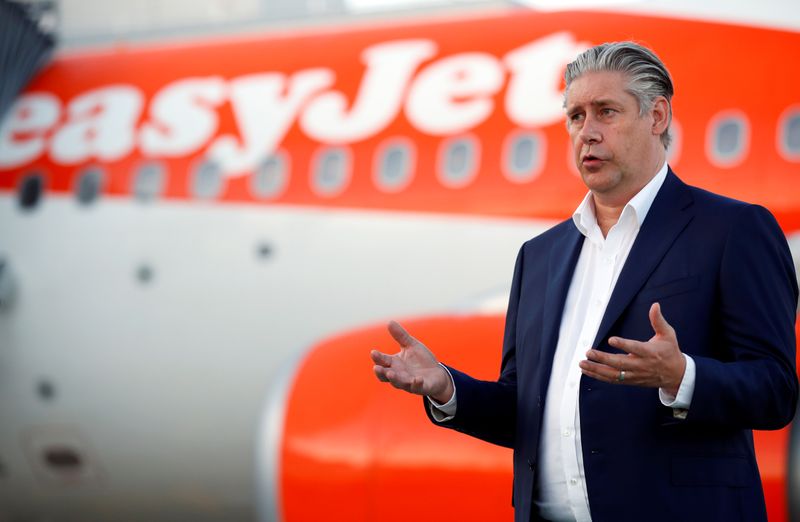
37 379 56 401
255 241 275 262
779 109 800 160
375 140 413 192
708 113 749 167
503 132 544 183
136 263 154 284
0 258 15 311
439 136 479 188
251 153 289 199
133 162 165 203
18 173 44 211
75 167 104 206
312 147 350 197
43 447 83 471
191 159 224 199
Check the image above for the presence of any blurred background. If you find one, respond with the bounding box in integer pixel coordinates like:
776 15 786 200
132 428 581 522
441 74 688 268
9 0 800 50
0 1 798 521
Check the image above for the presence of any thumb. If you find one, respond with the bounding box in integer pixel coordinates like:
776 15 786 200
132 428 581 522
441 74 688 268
649 302 673 337
388 320 416 348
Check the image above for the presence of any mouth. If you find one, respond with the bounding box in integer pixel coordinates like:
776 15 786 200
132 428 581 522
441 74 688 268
581 154 605 168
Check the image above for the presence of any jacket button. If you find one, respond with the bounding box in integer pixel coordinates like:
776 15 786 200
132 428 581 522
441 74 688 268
527 458 535 471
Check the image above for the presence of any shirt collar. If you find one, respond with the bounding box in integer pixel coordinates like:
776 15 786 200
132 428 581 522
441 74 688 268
572 161 669 238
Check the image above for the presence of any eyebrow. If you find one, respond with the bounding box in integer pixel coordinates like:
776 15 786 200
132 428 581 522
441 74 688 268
565 98 621 114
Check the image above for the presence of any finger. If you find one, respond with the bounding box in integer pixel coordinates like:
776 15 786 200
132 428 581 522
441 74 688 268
607 336 647 356
408 375 425 395
373 365 390 382
649 302 673 337
370 349 393 368
580 365 613 383
585 349 631 369
384 369 417 393
383 368 404 388
579 360 629 384
387 320 416 348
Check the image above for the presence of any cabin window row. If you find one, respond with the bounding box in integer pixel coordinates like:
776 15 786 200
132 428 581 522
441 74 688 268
14 110 800 211
14 132 546 209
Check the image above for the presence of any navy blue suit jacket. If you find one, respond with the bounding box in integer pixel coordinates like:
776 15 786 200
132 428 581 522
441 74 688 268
428 170 799 522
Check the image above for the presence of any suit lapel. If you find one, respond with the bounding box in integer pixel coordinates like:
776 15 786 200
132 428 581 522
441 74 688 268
592 170 695 348
538 223 584 394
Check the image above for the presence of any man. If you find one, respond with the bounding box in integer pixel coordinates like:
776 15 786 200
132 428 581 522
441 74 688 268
370 41 798 521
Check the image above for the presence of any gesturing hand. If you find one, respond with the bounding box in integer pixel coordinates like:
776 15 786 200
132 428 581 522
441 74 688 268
579 302 686 396
370 321 454 404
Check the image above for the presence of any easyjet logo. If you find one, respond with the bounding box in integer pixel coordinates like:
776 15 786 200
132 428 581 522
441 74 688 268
0 32 587 175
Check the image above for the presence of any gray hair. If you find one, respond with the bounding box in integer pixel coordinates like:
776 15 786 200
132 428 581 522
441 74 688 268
564 41 674 149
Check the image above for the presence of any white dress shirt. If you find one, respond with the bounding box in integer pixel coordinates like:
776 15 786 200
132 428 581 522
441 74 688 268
430 162 696 522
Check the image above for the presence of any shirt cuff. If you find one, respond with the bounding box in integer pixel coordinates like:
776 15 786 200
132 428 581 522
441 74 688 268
427 363 457 422
658 354 695 419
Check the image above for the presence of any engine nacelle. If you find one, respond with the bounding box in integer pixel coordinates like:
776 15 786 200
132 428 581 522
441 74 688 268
257 316 799 522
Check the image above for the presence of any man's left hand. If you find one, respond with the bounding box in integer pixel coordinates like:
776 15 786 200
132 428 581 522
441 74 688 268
579 302 686 396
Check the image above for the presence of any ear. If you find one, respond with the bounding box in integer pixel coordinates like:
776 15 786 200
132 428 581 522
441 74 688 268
650 96 670 136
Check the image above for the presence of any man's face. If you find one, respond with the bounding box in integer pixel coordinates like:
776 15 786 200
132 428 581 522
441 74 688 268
564 70 663 203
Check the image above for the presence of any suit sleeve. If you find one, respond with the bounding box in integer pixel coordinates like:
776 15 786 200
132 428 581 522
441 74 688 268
422 244 525 448
688 204 799 429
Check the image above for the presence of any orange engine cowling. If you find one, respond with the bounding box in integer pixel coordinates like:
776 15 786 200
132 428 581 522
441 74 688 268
259 315 798 522
273 315 514 521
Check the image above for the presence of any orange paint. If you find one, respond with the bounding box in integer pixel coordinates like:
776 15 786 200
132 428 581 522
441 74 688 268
1 11 798 231
281 317 514 521
281 316 799 521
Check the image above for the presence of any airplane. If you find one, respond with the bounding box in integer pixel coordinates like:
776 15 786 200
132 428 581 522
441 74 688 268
0 2 798 521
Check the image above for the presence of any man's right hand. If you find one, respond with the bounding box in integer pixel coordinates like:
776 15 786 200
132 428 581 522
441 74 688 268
370 321 454 404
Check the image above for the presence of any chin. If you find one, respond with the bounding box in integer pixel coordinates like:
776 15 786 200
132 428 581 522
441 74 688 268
580 168 611 186
582 173 623 197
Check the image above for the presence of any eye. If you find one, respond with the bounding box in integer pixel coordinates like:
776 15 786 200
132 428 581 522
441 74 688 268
600 108 616 117
569 112 584 124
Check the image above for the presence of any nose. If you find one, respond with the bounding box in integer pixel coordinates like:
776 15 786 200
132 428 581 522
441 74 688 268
578 117 601 144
